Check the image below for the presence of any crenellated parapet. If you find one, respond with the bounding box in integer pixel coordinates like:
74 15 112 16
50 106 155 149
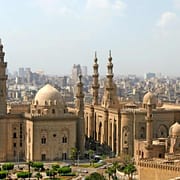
138 159 180 171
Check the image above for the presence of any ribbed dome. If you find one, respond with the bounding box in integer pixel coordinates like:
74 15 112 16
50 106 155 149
143 91 157 105
169 122 180 136
34 84 65 108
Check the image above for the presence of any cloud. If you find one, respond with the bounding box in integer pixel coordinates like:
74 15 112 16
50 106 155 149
156 12 177 28
33 0 127 18
34 0 76 16
154 11 180 39
86 0 127 16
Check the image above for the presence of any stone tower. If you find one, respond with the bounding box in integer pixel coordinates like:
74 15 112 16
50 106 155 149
75 75 85 156
145 100 153 158
92 52 99 105
0 39 7 115
101 51 118 108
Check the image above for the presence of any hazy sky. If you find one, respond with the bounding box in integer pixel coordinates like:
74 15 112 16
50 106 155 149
1 0 180 76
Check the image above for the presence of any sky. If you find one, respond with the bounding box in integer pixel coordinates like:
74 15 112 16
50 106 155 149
1 0 180 76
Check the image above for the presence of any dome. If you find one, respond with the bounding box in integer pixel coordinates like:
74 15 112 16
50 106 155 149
143 91 157 105
34 84 65 108
169 122 180 136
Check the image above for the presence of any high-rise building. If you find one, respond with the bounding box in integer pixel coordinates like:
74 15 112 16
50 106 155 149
71 64 81 84
81 66 88 77
144 72 156 80
19 67 25 78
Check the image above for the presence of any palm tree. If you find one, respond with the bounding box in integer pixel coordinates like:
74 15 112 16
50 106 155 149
105 161 119 180
70 147 77 165
111 161 119 180
88 149 94 166
105 166 113 180
123 163 136 180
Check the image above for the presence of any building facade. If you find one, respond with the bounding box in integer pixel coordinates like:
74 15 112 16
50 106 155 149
84 52 180 158
0 40 85 162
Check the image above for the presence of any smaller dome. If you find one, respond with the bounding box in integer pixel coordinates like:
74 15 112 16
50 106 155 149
34 84 65 108
169 122 180 136
143 91 157 105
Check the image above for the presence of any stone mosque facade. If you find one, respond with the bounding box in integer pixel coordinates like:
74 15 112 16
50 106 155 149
84 52 180 160
0 40 85 162
1 38 180 169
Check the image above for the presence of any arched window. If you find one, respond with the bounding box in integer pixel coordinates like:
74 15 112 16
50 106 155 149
13 132 17 138
52 109 55 114
41 136 46 144
157 125 168 138
62 135 67 143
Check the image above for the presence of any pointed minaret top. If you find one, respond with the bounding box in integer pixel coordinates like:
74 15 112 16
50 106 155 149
108 50 112 62
79 74 82 83
94 51 97 63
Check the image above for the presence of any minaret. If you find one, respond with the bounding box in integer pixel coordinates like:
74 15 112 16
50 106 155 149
145 101 153 157
101 50 118 108
0 39 7 115
92 52 99 105
75 75 84 117
75 75 85 156
106 50 113 91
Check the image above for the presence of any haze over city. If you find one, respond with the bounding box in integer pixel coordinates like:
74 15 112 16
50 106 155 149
1 0 180 76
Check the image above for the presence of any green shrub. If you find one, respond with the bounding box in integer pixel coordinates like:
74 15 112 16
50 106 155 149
58 166 71 174
0 171 8 179
2 163 14 170
35 172 42 179
52 164 60 171
17 171 32 178
85 172 105 180
46 169 57 177
60 172 76 176
31 162 44 169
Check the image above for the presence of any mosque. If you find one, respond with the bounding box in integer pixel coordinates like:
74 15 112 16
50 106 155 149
84 52 180 160
0 40 85 162
0 39 180 173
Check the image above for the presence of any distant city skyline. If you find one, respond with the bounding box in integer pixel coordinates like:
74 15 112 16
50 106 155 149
1 0 180 76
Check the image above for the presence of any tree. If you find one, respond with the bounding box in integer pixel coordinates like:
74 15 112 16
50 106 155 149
118 153 136 180
105 166 113 180
88 149 94 166
85 172 106 180
70 147 77 165
46 169 57 179
123 163 136 180
111 161 119 180
35 172 42 180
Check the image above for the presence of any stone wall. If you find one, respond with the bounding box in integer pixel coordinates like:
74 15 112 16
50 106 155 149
138 160 180 180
